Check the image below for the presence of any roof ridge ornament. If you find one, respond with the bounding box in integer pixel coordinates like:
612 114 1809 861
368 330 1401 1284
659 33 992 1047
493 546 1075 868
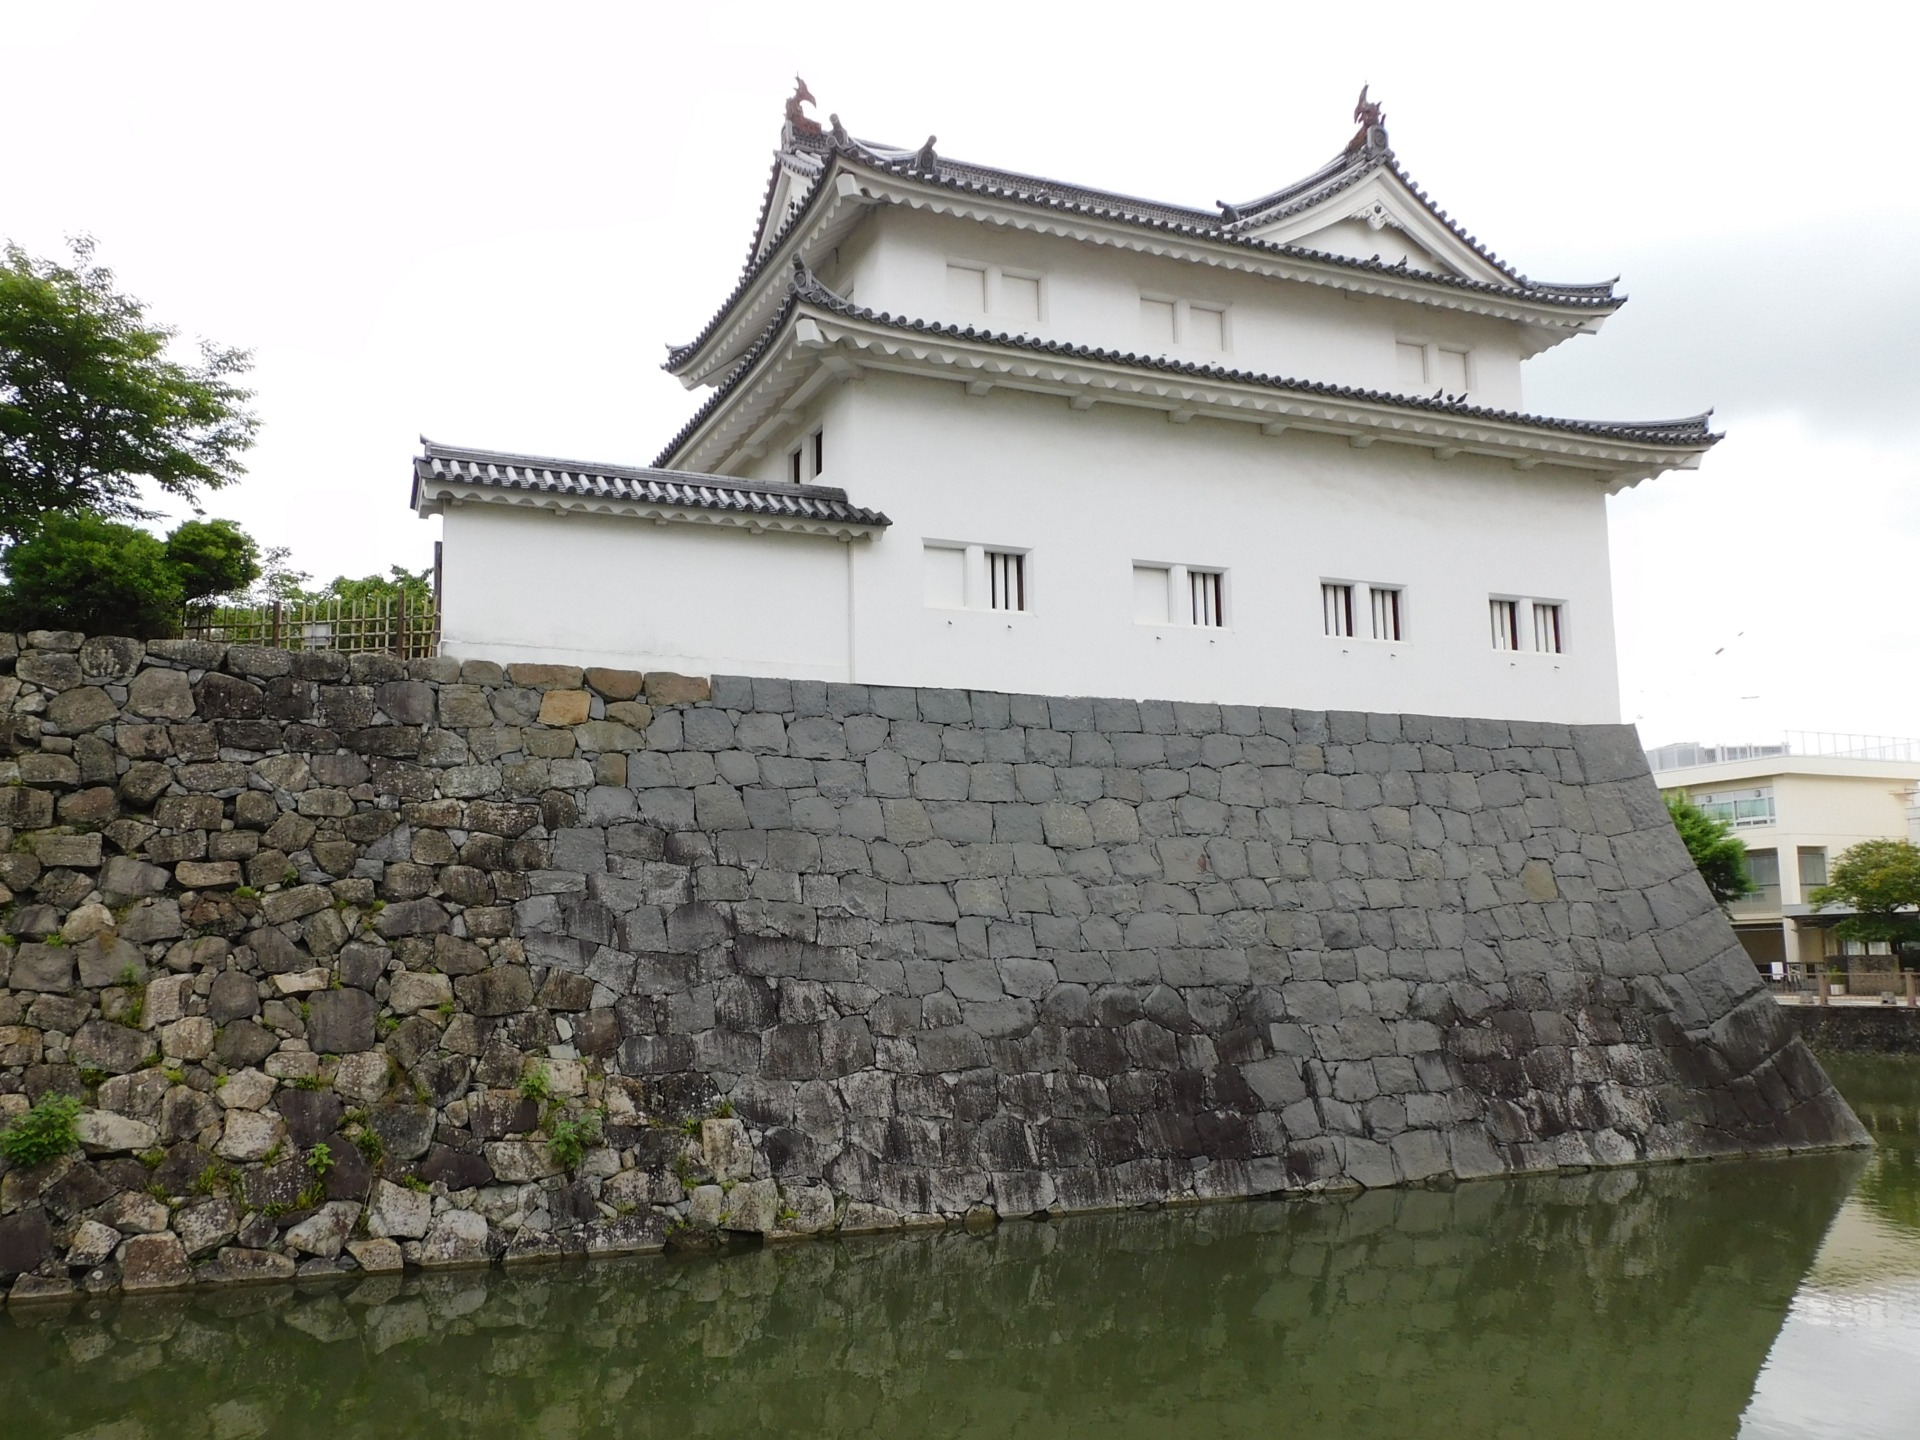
1346 84 1389 158
784 76 822 138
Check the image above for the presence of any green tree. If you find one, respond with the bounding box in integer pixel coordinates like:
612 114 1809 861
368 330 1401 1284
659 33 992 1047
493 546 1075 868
0 236 256 542
305 564 433 609
1665 792 1757 908
0 511 182 635
1809 839 1920 957
165 517 259 602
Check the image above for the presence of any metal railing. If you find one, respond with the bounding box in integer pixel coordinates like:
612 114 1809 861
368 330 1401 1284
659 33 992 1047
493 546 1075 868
182 596 440 660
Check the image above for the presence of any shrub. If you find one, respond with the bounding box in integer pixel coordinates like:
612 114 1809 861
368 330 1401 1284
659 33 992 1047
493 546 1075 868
0 512 181 635
548 1110 604 1171
0 1093 82 1167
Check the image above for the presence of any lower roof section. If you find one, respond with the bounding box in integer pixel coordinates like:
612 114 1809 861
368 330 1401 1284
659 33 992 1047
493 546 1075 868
411 439 890 540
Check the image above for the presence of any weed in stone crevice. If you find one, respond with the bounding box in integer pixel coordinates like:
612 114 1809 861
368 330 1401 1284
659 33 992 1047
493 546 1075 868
518 1063 554 1104
0 1094 82 1167
137 1146 166 1170
353 1128 386 1166
547 1109 604 1171
305 1142 334 1178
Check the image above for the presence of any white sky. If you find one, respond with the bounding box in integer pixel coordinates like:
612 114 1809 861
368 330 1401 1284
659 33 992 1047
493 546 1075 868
5 0 1916 748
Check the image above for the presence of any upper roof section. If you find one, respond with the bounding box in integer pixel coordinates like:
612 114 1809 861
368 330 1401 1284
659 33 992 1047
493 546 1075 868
667 83 1623 388
411 439 889 539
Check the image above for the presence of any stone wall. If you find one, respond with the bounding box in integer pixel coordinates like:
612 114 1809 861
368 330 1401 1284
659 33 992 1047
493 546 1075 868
0 632 1866 1301
1785 1004 1920 1055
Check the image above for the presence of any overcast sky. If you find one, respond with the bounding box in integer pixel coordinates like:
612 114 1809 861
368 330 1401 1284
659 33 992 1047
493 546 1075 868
6 0 1915 748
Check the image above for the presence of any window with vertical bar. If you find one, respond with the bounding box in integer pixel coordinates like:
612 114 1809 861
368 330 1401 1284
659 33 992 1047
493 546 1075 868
1490 599 1520 651
1369 586 1402 641
987 551 1025 612
1189 570 1224 627
1322 583 1355 638
1531 602 1563 653
810 428 824 478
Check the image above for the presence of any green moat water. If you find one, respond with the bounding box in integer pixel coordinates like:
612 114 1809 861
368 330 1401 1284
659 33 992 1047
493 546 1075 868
3 1054 1916 1439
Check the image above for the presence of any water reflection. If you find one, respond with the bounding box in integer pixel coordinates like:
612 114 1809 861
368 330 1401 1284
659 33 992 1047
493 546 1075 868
2 1151 1864 1440
1739 1056 1920 1440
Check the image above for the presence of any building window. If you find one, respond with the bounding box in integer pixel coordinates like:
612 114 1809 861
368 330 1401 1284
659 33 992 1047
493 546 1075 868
1396 339 1473 397
1489 599 1520 651
987 550 1025 611
788 426 824 485
1798 847 1828 889
1695 787 1776 829
1140 293 1228 351
1189 570 1224 627
946 263 987 313
1744 848 1782 907
923 544 967 609
1133 564 1171 625
1532 602 1562 653
1370 586 1403 641
948 262 1042 322
1323 583 1356 638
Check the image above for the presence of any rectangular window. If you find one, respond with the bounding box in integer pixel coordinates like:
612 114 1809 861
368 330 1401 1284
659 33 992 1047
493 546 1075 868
1323 582 1356 638
946 263 987 313
1133 564 1170 625
1490 599 1520 651
1532 602 1563 653
1433 347 1469 396
923 545 966 609
1189 570 1224 627
1187 305 1225 351
1370 586 1403 641
987 550 1025 612
810 428 824 478
1395 341 1428 393
1798 847 1828 889
788 447 803 486
1141 297 1176 345
1745 848 1782 907
1696 787 1776 829
999 272 1041 321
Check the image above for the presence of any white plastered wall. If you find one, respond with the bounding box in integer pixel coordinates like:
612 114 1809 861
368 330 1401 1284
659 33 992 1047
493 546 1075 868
826 372 1619 722
436 504 855 680
835 209 1529 410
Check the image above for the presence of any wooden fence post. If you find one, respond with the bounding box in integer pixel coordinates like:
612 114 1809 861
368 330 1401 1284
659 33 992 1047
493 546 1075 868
270 600 283 650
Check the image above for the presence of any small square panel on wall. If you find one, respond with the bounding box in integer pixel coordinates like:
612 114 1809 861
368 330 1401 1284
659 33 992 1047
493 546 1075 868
923 544 966 608
1133 564 1170 624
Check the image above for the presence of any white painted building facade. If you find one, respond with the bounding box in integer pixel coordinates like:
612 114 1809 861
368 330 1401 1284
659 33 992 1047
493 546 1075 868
418 90 1718 722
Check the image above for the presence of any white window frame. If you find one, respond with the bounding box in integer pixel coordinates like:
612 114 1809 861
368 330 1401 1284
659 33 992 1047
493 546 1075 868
1322 581 1357 639
924 541 1032 614
949 260 1046 323
1134 562 1229 630
986 549 1026 612
1140 291 1231 352
1369 585 1404 642
1531 600 1563 654
1394 338 1476 397
1489 597 1521 652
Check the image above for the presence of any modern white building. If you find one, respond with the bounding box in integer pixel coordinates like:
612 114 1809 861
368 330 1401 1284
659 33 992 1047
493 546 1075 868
1649 735 1920 977
417 87 1718 722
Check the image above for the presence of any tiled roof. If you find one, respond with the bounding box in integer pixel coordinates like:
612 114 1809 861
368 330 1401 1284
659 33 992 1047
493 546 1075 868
665 129 1620 375
413 440 890 530
653 265 1716 468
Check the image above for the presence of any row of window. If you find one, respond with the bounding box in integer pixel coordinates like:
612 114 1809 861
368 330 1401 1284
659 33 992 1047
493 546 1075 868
923 544 1565 650
1694 786 1777 829
940 261 1476 384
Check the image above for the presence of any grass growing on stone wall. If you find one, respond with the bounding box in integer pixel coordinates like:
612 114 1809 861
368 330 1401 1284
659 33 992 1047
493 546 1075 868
548 1110 604 1171
0 1093 81 1167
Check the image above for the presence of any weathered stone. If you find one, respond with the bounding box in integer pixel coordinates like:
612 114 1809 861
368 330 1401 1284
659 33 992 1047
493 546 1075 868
455 967 535 1017
127 666 196 719
701 1117 754 1181
645 672 712 704
306 988 378 1054
346 1236 406 1273
46 686 119 732
584 667 645 701
216 1109 284 1162
538 689 593 726
214 1246 297 1283
65 1218 122 1268
484 1140 563 1183
369 1104 436 1161
117 1232 192 1292
418 1208 490 1267
71 1019 156 1075
286 1201 362 1258
31 832 102 868
174 1199 239 1257
0 1211 53 1276
11 944 74 992
366 1179 432 1239
100 1191 170 1234
75 1109 158 1155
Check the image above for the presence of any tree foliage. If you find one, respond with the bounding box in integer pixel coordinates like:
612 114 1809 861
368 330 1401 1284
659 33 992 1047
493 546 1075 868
1 512 264 635
0 512 183 635
301 564 433 609
0 237 257 543
165 517 259 602
1810 839 1920 952
1665 792 1757 908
